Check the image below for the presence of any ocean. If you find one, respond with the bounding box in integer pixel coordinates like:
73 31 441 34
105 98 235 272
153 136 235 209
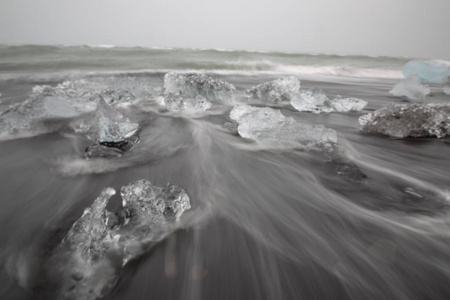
0 44 449 300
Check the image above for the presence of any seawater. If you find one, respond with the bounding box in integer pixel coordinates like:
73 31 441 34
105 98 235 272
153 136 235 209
0 45 450 300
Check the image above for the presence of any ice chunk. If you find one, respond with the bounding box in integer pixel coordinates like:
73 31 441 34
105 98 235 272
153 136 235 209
330 96 368 112
55 179 190 300
119 179 191 241
76 98 139 158
444 85 450 95
0 92 89 137
290 88 333 114
290 89 367 113
389 76 430 100
245 76 300 104
164 93 212 112
77 98 139 143
359 103 450 138
403 60 450 84
32 77 158 106
99 77 158 104
164 72 235 108
0 77 156 138
230 104 337 150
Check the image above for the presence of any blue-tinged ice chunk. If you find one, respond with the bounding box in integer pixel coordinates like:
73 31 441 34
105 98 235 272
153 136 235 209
389 76 430 100
55 179 190 300
290 88 333 114
403 60 450 84
164 72 235 107
230 104 337 150
359 103 450 138
245 76 300 104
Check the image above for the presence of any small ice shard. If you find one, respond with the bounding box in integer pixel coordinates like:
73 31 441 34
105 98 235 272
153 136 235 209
403 60 450 84
444 85 450 95
290 88 333 114
330 96 368 112
164 72 235 110
54 179 191 300
245 76 300 104
230 104 337 150
77 98 139 158
389 76 430 100
164 93 212 113
359 103 450 138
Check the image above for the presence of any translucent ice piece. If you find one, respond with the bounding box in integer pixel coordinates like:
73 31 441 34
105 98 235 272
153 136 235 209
164 72 235 106
230 104 337 150
359 103 450 138
32 77 158 106
245 76 300 104
119 179 191 241
330 96 368 112
56 179 190 300
389 76 430 100
290 88 333 114
63 187 116 262
77 98 139 143
403 60 450 84
0 78 155 139
164 93 212 112
0 93 87 136
99 77 158 104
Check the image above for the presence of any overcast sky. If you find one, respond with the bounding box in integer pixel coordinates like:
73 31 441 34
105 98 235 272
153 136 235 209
1 0 449 59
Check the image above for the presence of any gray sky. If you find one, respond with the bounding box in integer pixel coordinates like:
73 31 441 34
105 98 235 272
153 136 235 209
1 0 449 59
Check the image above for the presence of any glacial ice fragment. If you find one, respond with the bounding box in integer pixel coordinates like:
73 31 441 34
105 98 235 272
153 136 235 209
164 72 235 110
230 104 337 150
55 179 191 300
330 96 368 112
77 98 138 143
290 88 333 114
76 98 139 158
359 103 450 138
32 77 158 105
290 89 367 113
389 76 430 100
403 60 450 84
0 77 156 138
245 76 300 104
0 90 91 137
164 93 212 113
